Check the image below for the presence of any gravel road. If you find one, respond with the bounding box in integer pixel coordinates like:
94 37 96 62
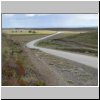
26 32 98 69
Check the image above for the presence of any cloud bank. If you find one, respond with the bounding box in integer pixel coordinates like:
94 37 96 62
2 14 98 28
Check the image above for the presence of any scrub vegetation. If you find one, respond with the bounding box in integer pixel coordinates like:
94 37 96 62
2 28 98 86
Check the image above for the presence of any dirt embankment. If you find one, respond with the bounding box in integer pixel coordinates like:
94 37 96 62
23 47 67 86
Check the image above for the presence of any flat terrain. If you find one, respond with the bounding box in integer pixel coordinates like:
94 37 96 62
2 29 98 86
2 29 56 34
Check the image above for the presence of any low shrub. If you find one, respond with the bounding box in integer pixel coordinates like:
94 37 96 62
17 78 28 86
34 81 46 86
16 60 25 77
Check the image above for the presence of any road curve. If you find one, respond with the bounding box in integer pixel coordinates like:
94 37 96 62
26 32 98 69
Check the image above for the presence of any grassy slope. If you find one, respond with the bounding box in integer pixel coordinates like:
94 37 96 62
2 33 47 86
64 31 98 46
38 30 98 56
2 34 27 85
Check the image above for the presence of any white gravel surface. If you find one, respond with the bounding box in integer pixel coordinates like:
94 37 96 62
26 32 98 69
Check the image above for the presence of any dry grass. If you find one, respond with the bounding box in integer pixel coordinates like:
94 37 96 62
38 30 98 56
2 32 49 86
34 81 46 86
2 29 55 35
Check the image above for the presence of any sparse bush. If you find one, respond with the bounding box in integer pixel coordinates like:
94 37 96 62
33 31 36 33
67 80 74 84
16 60 25 77
3 79 16 86
28 30 31 33
17 49 23 53
34 81 46 86
2 34 28 86
2 65 17 78
17 78 28 86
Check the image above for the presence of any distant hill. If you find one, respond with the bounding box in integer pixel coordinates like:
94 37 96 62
2 27 98 31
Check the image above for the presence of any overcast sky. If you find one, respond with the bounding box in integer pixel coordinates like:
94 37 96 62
2 14 98 28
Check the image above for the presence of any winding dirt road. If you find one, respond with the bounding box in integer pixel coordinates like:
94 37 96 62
26 32 98 69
